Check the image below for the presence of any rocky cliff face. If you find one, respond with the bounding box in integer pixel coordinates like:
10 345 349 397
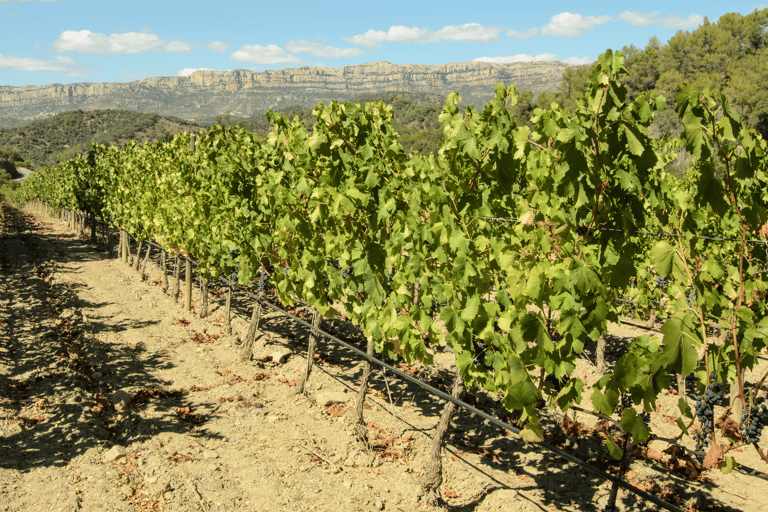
0 61 569 120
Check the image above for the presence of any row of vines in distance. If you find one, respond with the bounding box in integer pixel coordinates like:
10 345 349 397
12 49 768 475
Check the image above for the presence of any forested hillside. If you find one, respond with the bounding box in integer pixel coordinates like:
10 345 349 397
532 9 768 141
0 110 204 169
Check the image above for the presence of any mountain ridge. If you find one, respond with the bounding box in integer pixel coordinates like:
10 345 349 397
0 60 570 121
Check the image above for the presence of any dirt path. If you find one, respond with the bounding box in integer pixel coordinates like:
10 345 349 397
0 201 765 512
10 167 30 181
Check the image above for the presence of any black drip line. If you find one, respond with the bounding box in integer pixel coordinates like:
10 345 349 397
129 233 686 512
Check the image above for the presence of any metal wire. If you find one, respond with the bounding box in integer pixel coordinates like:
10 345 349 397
53 206 699 512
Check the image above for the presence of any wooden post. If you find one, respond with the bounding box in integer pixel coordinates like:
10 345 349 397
124 231 131 264
297 310 322 394
134 240 143 272
161 250 169 291
107 224 113 257
170 256 180 301
645 308 657 329
184 259 192 312
224 286 232 335
596 334 606 374
125 232 133 265
140 243 151 281
199 275 209 319
353 338 375 441
240 301 263 360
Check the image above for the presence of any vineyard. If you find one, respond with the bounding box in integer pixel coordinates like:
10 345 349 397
5 49 768 510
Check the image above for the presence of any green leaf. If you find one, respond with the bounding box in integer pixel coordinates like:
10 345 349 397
718 456 738 474
606 434 623 460
623 124 644 156
650 240 675 277
591 387 619 416
460 295 480 323
519 410 544 443
621 407 650 443
654 315 700 376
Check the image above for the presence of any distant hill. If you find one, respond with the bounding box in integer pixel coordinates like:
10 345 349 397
0 93 449 169
0 109 204 169
0 117 33 130
0 61 569 123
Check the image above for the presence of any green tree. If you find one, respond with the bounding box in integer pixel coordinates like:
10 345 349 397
557 64 591 111
623 38 662 100
509 89 535 129
726 53 768 139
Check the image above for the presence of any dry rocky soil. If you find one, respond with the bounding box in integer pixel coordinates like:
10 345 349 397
1 200 767 512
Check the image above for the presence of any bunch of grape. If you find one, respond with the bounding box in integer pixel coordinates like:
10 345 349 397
693 378 726 452
686 289 696 308
229 263 239 284
653 276 669 288
741 403 768 445
472 334 491 370
430 300 442 319
384 269 395 298
257 267 268 293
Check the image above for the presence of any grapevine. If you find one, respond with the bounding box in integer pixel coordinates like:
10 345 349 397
9 48 768 475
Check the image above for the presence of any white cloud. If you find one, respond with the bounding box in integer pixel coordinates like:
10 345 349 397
0 52 78 72
230 44 304 65
178 67 211 76
617 11 704 30
207 41 229 53
347 26 426 47
506 28 538 40
473 53 593 65
285 40 364 58
52 30 166 54
433 23 500 43
347 23 501 48
473 53 558 63
562 56 594 65
541 12 612 38
164 40 194 53
54 55 77 64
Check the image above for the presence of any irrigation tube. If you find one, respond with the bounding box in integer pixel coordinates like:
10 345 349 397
214 277 686 512
116 222 685 511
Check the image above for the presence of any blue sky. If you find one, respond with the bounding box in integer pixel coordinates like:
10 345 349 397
0 0 765 87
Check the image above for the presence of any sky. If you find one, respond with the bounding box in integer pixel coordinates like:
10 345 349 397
0 0 766 87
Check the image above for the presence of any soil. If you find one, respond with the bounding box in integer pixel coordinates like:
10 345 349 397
1 200 766 512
